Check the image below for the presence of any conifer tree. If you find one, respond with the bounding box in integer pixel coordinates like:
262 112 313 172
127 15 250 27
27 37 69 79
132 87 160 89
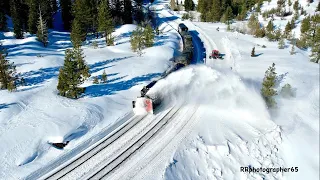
237 4 247 21
123 0 133 24
60 0 73 30
310 27 320 63
71 18 85 48
290 44 295 55
248 13 260 35
284 21 292 36
317 1 320 12
98 0 114 46
130 26 144 56
143 24 154 47
101 70 107 83
266 20 274 32
28 0 38 34
251 47 255 57
293 0 299 11
184 0 194 11
11 0 24 39
93 76 99 84
0 53 17 91
0 0 7 31
37 6 48 47
261 63 277 108
223 6 233 25
209 0 221 22
278 38 285 49
57 48 90 99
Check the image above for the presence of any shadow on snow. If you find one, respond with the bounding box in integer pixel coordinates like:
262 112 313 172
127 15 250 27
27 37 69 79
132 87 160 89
85 73 161 97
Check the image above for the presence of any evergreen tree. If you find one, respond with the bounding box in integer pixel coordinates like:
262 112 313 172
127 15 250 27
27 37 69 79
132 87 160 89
290 44 295 55
184 0 195 11
0 53 17 91
223 6 233 25
93 76 99 84
251 47 255 57
50 0 58 13
123 0 133 24
101 70 107 83
60 0 72 30
261 63 277 108
57 48 90 99
143 24 154 47
248 13 260 35
293 0 299 11
284 21 292 36
317 1 320 12
237 4 247 21
310 27 320 63
278 38 285 49
209 0 221 22
134 0 144 23
266 20 274 32
28 0 38 34
98 0 114 45
37 6 48 47
112 0 123 25
288 0 292 7
11 0 24 39
0 0 7 31
71 18 85 48
130 26 144 56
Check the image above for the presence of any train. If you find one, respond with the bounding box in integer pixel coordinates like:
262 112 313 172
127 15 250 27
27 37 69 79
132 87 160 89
132 23 194 114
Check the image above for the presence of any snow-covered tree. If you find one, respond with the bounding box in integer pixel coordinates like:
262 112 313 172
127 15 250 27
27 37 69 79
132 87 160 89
37 6 49 47
261 63 277 108
278 38 285 49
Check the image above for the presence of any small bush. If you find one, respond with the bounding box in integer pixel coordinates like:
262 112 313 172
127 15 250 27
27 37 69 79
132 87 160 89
93 77 99 84
262 45 267 48
182 13 189 20
280 83 295 98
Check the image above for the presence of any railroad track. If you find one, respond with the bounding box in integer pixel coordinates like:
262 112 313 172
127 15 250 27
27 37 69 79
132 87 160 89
38 114 146 180
83 106 181 180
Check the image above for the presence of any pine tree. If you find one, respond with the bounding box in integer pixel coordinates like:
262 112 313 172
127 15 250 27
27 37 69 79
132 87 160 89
284 21 292 36
310 27 320 63
143 24 154 47
237 3 247 21
0 53 17 91
130 26 144 56
184 0 194 11
93 76 99 84
11 0 24 39
223 6 233 25
261 63 277 108
101 70 107 83
317 1 320 12
123 0 133 24
278 38 285 49
60 0 73 30
266 20 274 32
293 0 299 11
288 0 292 7
57 48 90 98
37 6 49 47
28 0 38 34
209 0 221 22
248 13 260 35
98 0 114 46
71 19 85 48
290 44 295 55
0 0 7 31
251 47 255 57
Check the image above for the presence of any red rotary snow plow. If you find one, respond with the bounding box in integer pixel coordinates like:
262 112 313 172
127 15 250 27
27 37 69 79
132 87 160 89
209 50 223 59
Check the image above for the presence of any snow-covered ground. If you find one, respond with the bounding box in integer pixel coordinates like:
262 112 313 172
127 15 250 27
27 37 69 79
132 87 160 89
0 16 181 179
0 0 319 179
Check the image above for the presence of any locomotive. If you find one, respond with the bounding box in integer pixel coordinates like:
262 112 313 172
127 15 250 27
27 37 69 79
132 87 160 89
132 23 194 114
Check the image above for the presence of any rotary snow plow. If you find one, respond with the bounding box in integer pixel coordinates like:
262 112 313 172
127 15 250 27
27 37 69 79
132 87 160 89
132 80 161 115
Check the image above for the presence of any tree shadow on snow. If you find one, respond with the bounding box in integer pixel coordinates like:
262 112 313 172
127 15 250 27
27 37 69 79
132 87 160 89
21 66 60 86
89 56 133 74
0 103 17 110
85 73 161 97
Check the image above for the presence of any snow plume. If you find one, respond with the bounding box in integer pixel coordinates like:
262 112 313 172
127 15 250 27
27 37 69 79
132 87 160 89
146 65 284 180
